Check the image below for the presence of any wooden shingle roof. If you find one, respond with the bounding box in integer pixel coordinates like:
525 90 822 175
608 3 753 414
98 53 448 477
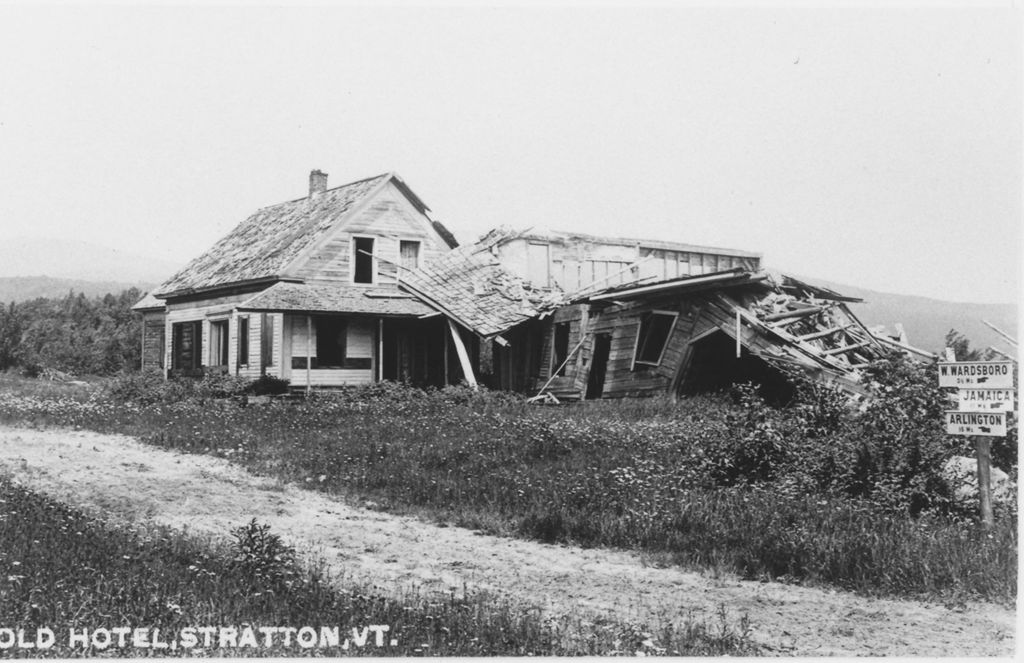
237 282 433 316
155 174 391 297
400 245 564 337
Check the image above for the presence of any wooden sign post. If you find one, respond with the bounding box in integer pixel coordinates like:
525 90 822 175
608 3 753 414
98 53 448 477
940 350 1015 532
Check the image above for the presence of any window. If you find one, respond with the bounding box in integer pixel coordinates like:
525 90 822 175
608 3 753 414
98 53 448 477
353 237 375 284
292 316 373 370
552 322 570 376
171 321 202 372
400 240 421 271
260 313 274 369
527 241 550 287
209 320 229 367
316 316 347 367
237 316 249 366
633 311 678 368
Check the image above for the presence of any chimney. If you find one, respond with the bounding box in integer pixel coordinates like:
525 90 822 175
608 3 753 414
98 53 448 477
309 169 328 197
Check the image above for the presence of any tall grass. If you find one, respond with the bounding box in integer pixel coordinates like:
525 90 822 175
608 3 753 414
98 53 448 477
0 476 754 657
0 374 1016 604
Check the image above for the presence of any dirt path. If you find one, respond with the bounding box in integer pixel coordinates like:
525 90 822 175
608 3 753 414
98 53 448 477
0 426 1015 657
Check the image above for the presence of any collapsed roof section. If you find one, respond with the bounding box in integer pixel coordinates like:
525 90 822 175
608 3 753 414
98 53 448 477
583 267 924 396
399 236 564 338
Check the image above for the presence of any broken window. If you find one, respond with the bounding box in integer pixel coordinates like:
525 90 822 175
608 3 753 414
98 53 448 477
237 316 249 366
633 311 677 367
552 322 570 376
400 240 420 271
353 237 375 284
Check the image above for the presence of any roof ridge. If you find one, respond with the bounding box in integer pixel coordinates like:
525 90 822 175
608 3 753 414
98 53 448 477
267 172 392 208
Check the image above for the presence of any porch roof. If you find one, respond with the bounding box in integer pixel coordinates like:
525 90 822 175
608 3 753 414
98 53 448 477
399 244 565 338
237 282 434 316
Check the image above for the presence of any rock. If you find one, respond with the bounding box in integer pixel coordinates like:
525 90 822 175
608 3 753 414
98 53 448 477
942 455 1016 508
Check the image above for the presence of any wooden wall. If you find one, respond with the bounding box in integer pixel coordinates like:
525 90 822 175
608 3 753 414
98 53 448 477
140 311 165 370
282 314 375 385
293 184 451 286
164 294 284 379
497 236 760 295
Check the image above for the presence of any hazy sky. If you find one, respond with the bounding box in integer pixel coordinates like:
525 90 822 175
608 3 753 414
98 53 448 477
0 4 1019 303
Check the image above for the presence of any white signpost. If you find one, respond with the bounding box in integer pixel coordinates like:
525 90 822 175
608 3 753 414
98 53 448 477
944 411 1008 436
937 360 1014 388
955 388 1015 413
939 356 1016 532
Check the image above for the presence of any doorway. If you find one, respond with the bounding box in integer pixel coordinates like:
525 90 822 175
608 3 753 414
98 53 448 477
585 333 611 399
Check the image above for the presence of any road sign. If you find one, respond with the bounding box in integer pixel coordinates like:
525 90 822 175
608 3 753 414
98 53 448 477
945 411 1007 437
956 388 1016 412
937 361 1014 388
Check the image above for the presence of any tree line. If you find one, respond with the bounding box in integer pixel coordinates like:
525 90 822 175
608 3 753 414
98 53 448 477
0 289 143 377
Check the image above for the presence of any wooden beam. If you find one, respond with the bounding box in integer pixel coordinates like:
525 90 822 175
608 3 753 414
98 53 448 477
983 319 1018 347
761 306 825 323
447 318 477 389
735 308 742 359
871 333 936 359
532 335 587 400
823 341 871 356
796 325 849 342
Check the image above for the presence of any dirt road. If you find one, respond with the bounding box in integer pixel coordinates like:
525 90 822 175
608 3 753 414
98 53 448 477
0 426 1015 656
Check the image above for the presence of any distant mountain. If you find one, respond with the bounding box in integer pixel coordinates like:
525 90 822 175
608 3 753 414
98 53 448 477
796 276 1018 355
0 237 1015 355
0 276 154 304
0 237 181 284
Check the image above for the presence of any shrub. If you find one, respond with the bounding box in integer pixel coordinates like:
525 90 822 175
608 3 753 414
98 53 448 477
248 374 290 395
229 519 299 585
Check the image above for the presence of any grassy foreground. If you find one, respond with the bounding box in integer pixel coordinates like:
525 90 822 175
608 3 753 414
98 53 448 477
0 373 1016 605
0 476 754 657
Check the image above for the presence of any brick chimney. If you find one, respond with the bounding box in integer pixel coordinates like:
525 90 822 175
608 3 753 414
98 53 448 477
309 169 328 197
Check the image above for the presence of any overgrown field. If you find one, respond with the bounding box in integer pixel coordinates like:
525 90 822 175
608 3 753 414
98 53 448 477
0 476 754 657
0 357 1017 606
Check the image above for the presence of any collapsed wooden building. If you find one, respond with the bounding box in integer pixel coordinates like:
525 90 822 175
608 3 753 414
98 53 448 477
399 230 924 401
135 170 926 399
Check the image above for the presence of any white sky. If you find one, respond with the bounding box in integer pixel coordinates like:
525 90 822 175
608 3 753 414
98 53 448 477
0 3 1019 303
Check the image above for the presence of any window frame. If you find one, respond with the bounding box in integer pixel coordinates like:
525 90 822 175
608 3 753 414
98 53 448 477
208 318 230 368
399 238 421 272
171 320 203 372
631 310 679 369
237 315 250 367
351 235 377 285
551 321 571 377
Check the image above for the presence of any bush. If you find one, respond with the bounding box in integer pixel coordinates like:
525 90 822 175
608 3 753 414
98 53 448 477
248 374 290 395
229 519 299 585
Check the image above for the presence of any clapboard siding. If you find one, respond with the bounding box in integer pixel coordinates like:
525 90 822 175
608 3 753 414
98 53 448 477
141 312 165 370
295 184 450 286
537 296 706 399
292 369 374 387
164 293 255 375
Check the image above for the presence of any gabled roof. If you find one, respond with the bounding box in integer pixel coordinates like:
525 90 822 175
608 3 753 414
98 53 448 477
238 282 433 316
399 244 564 338
156 173 405 298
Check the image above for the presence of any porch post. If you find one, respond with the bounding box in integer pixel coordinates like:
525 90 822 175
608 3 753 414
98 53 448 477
443 322 449 385
377 317 384 382
305 315 312 396
447 318 477 389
